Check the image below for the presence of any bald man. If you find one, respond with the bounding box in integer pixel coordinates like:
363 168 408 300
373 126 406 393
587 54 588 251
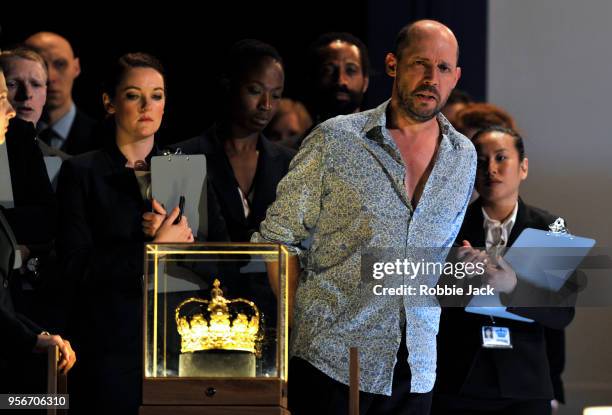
25 32 98 155
252 20 475 414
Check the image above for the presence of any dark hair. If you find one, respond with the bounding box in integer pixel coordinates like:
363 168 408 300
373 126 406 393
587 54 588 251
454 102 517 137
472 126 526 161
446 89 473 106
309 32 370 77
222 39 283 86
394 20 460 63
102 52 165 99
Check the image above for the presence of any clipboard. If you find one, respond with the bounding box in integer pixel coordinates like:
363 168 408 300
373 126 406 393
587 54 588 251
465 226 596 322
503 228 595 291
0 142 14 208
151 154 207 238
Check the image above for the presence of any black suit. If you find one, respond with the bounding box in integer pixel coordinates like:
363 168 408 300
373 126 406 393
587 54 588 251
0 210 44 392
56 140 227 413
3 118 57 246
545 327 566 403
0 211 41 353
173 126 295 242
432 199 574 414
53 108 100 156
3 119 58 338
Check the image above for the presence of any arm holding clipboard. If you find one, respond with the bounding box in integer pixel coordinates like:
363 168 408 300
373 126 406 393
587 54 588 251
145 153 227 242
142 196 194 243
465 224 595 326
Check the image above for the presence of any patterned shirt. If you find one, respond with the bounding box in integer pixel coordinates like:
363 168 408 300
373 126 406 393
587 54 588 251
252 100 476 395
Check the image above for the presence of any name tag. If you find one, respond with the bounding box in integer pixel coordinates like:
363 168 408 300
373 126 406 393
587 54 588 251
481 326 512 349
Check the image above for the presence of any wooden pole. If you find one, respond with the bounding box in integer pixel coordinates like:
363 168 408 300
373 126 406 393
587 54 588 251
47 345 58 415
349 347 359 415
47 345 68 415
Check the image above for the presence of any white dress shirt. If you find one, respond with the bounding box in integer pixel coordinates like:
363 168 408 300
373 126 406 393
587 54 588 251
482 202 518 255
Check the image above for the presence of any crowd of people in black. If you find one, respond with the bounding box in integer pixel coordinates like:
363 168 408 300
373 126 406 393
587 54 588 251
0 24 573 415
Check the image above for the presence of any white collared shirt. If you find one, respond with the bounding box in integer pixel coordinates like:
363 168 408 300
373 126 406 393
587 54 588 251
482 202 518 252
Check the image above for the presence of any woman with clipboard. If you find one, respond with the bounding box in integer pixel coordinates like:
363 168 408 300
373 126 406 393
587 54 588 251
55 53 213 414
432 126 575 415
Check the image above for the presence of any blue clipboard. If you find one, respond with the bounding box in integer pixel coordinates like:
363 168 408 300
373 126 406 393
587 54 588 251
465 227 596 322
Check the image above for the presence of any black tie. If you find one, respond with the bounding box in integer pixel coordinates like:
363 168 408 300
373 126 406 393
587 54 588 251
39 128 60 147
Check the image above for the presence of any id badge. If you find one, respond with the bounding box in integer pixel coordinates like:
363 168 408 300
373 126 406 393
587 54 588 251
481 326 512 349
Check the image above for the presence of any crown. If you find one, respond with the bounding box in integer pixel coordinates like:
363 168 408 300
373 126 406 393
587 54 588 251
175 279 262 354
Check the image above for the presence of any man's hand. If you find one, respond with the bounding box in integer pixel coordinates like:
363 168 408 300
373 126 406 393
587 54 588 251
153 206 194 243
34 333 77 374
142 199 167 237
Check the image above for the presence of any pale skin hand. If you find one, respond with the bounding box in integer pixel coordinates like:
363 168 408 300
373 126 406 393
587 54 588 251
152 206 194 243
461 240 517 294
142 198 166 238
33 334 76 374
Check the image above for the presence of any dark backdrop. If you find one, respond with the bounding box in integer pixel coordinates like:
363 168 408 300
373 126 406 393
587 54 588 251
1 1 485 146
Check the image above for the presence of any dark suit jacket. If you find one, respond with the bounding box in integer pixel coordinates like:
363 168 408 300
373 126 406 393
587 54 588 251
173 126 295 242
57 141 157 361
434 198 574 401
3 118 57 246
0 211 41 357
56 139 228 411
545 327 566 403
60 108 100 156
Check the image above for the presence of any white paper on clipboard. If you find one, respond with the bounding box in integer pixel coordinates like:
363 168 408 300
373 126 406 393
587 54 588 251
151 154 207 238
465 227 596 322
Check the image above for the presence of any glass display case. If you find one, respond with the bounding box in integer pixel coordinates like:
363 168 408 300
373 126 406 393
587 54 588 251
141 243 290 415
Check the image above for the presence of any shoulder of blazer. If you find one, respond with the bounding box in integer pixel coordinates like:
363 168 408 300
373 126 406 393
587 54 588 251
61 147 113 176
172 126 219 155
456 199 486 244
516 198 558 231
6 118 37 152
260 134 296 162
66 109 97 146
72 109 96 131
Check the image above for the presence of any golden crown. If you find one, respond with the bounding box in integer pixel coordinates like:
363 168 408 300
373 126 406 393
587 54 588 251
175 279 262 354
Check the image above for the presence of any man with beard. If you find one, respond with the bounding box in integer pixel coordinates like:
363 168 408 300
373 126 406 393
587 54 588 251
307 32 370 124
252 20 475 414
